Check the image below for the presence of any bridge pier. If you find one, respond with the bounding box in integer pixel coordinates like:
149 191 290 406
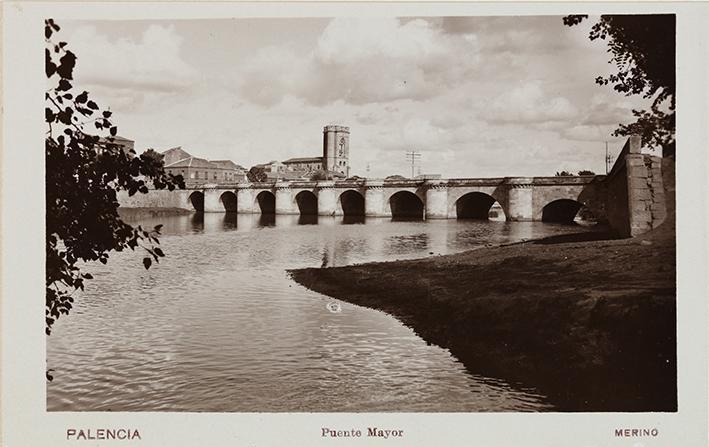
275 183 297 214
203 189 223 212
425 181 449 219
236 183 256 213
365 180 386 217
317 181 337 216
506 178 534 221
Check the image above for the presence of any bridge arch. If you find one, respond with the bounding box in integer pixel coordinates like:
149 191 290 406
455 192 505 220
541 199 590 223
339 189 365 216
219 191 238 212
295 190 318 215
255 190 276 214
389 191 424 219
189 191 204 212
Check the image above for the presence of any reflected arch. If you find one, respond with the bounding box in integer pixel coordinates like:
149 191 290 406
220 191 238 212
339 190 365 216
189 191 204 212
295 191 318 215
255 191 276 214
455 192 502 220
389 191 424 219
541 199 588 223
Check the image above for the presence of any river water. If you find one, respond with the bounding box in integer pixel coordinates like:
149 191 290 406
47 212 595 412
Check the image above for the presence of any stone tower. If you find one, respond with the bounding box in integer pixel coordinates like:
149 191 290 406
322 125 350 177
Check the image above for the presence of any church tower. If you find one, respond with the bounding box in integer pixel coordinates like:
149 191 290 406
323 125 350 177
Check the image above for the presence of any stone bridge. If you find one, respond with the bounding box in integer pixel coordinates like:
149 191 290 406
118 137 669 236
121 176 607 224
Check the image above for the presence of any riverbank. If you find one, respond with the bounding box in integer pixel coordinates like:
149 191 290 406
289 222 676 411
290 159 677 411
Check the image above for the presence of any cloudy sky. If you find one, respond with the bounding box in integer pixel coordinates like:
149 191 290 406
59 16 649 178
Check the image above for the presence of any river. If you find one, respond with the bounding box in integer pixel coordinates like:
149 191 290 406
47 211 597 412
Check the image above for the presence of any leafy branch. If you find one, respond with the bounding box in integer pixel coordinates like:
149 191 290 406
45 19 185 336
564 14 675 152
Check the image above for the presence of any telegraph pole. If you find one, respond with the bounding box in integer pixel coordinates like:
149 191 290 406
605 141 614 174
405 150 421 179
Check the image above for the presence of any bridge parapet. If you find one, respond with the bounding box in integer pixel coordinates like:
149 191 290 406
531 176 604 186
334 179 367 189
445 178 506 187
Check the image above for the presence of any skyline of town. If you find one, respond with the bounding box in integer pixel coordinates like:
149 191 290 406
60 16 651 179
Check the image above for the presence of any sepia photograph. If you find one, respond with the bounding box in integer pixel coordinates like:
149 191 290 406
2 2 708 446
43 12 678 413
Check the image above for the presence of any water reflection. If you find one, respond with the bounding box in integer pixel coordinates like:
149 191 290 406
259 213 276 227
298 214 318 225
223 212 238 230
385 232 429 254
342 215 366 225
190 212 204 232
390 216 425 223
48 210 599 412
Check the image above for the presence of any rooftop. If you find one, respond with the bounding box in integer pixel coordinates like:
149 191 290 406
165 156 214 169
282 156 323 164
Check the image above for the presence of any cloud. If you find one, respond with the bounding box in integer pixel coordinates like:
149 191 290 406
485 81 579 125
237 18 482 106
66 24 198 111
58 17 635 178
559 94 644 142
580 95 636 126
561 124 614 142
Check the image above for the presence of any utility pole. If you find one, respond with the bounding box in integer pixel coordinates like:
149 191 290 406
605 141 614 174
405 150 421 179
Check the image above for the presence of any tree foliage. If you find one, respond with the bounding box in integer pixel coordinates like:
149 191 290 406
45 19 184 337
555 171 573 176
247 166 268 183
564 15 675 152
309 169 331 181
578 170 596 176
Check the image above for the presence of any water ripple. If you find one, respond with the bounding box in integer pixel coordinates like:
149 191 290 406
47 214 593 412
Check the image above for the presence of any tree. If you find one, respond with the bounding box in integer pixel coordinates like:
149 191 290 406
563 15 675 154
45 19 184 338
555 171 573 176
309 169 331 181
247 166 268 183
578 170 596 176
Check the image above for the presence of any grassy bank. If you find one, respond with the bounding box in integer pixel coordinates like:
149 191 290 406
290 226 676 411
290 159 676 411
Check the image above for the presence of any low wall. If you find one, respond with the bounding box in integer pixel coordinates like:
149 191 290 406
117 189 192 210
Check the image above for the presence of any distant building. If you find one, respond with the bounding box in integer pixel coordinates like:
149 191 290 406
97 135 135 155
255 125 351 180
162 148 246 186
282 156 323 174
488 202 505 221
255 160 286 174
162 146 192 166
322 125 350 178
